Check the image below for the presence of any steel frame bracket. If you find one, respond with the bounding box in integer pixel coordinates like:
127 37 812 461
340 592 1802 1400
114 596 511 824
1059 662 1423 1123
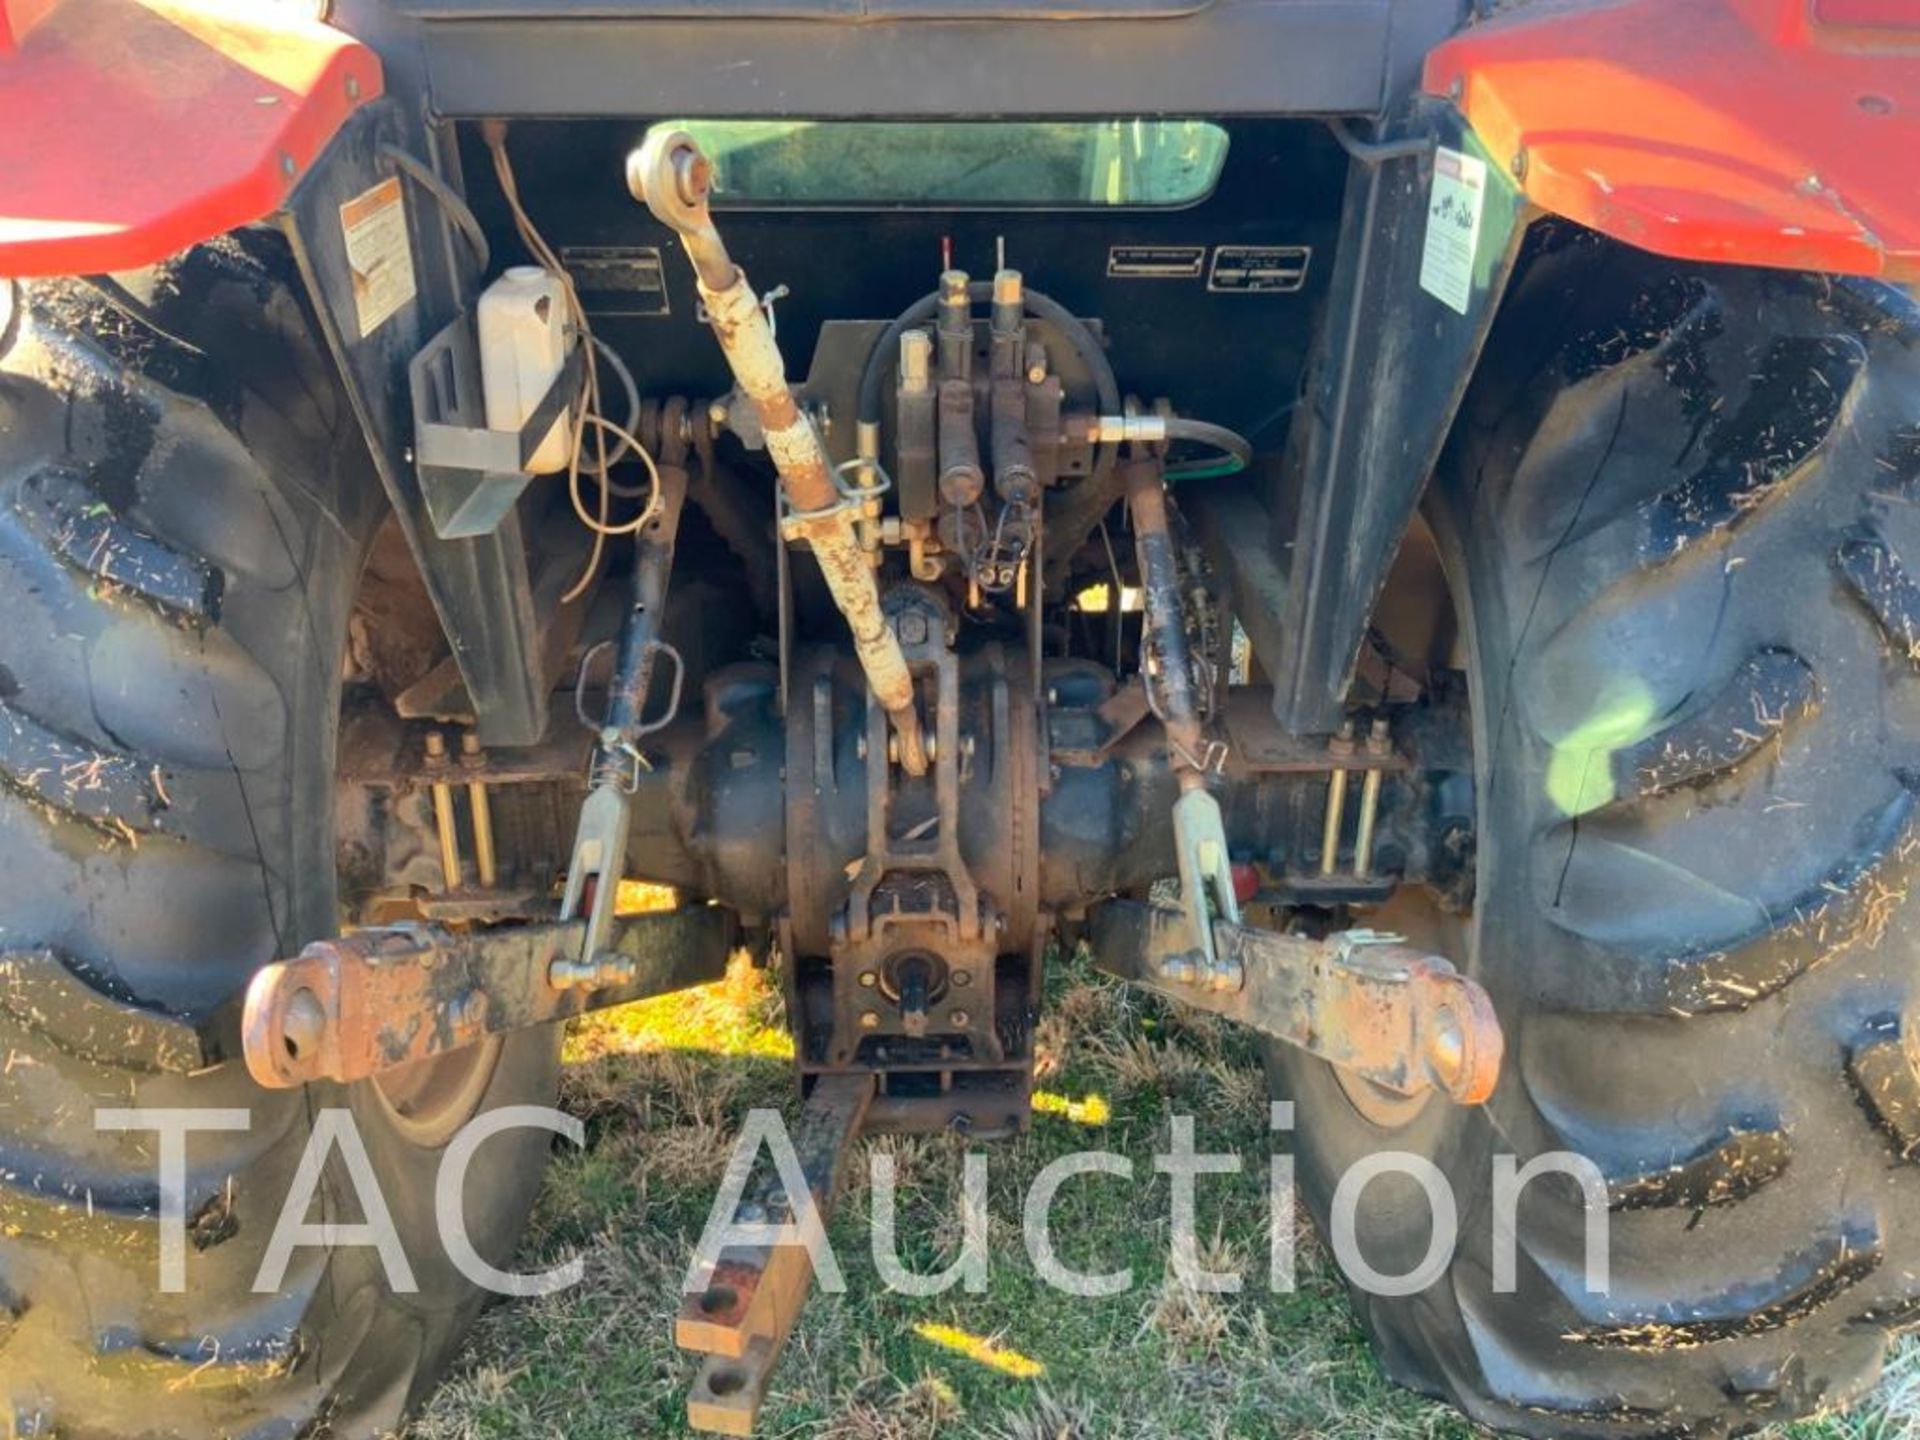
1196 99 1526 738
241 906 737 1089
280 104 549 746
1089 899 1502 1104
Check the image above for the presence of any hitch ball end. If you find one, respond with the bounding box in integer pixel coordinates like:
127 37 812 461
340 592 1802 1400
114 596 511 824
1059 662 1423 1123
628 127 713 234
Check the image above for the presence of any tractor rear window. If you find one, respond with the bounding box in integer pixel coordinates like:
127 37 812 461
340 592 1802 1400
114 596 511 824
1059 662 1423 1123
657 119 1230 208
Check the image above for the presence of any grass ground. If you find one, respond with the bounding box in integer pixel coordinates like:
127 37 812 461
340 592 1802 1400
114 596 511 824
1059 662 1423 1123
405 930 1920 1440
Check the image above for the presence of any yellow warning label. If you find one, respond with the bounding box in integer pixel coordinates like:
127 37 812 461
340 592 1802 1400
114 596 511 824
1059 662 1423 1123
340 176 417 339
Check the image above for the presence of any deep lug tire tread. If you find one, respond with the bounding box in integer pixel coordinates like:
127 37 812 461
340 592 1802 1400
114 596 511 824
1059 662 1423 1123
0 241 558 1439
1270 240 1920 1438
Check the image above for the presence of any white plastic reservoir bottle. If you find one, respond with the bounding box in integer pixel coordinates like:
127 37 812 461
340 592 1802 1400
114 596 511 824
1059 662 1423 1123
478 265 572 475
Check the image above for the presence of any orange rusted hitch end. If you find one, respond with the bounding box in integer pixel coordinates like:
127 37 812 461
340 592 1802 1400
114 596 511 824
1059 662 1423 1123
241 909 735 1090
1090 902 1504 1107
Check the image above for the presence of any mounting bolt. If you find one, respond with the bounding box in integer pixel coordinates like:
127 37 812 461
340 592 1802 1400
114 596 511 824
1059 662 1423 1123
1157 952 1199 987
859 1011 881 1030
858 971 878 988
948 1009 970 1028
952 969 973 989
345 74 361 101
899 611 928 645
424 730 448 762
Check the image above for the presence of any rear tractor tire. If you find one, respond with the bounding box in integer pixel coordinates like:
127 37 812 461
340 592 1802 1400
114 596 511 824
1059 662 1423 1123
0 241 560 1438
1271 241 1920 1436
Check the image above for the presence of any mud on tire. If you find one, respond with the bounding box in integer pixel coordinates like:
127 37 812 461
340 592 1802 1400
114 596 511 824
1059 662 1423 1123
1269 237 1920 1437
0 240 559 1438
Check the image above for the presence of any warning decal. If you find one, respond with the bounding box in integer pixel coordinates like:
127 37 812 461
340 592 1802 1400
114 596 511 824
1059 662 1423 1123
340 177 417 339
1418 147 1487 315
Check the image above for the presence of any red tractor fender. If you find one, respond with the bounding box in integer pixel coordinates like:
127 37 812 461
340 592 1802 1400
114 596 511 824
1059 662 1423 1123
3 0 1912 283
0 0 380 278
1426 0 1920 283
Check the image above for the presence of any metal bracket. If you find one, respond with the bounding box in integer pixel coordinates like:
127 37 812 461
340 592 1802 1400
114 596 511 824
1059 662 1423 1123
680 1074 875 1436
1170 787 1241 981
410 320 585 539
279 104 547 746
1089 900 1503 1104
240 907 737 1089
556 784 636 977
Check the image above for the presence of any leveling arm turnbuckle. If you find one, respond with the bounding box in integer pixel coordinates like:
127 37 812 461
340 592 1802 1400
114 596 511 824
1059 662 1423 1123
556 463 689 975
1123 454 1242 981
627 128 930 777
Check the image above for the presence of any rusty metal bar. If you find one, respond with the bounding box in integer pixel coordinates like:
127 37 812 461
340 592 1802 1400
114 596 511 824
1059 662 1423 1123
628 128 926 776
240 907 737 1089
680 1073 875 1436
1124 457 1207 782
1089 900 1503 1105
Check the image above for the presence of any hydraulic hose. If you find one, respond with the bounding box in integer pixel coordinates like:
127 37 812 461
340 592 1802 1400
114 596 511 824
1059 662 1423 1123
1163 416 1254 481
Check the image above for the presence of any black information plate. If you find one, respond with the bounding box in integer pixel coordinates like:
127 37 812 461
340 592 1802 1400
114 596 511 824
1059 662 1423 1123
1207 245 1311 294
1107 244 1207 280
560 245 671 317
